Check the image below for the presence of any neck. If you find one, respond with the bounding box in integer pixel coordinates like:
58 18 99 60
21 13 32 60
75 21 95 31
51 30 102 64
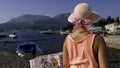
79 26 88 32
73 27 90 34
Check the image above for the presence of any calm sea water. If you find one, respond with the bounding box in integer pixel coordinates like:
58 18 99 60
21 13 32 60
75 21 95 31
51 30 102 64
0 31 67 55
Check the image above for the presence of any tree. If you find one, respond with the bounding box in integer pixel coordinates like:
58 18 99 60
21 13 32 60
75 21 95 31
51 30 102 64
111 18 115 24
115 16 120 23
106 15 112 24
94 18 106 26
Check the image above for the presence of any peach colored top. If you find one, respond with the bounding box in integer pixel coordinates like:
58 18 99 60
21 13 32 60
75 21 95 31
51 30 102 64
66 34 99 68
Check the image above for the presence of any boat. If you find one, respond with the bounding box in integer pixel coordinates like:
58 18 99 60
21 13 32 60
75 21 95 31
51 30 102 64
9 34 17 38
60 30 70 35
16 42 42 57
0 34 6 38
40 29 54 34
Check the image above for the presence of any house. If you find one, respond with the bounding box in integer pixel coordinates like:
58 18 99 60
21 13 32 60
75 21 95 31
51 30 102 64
105 22 120 33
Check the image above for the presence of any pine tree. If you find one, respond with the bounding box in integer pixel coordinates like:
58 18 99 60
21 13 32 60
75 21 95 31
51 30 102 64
115 16 120 23
106 15 112 24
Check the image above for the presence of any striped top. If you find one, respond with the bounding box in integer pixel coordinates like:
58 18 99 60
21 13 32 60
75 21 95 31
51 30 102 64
66 34 98 68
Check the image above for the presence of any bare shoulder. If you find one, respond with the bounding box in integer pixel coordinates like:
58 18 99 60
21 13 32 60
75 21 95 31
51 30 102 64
94 35 106 46
95 35 105 42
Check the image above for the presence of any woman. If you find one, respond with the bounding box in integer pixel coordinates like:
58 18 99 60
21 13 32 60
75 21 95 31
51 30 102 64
63 3 110 68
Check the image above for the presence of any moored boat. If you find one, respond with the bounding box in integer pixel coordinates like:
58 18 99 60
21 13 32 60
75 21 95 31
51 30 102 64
40 29 54 34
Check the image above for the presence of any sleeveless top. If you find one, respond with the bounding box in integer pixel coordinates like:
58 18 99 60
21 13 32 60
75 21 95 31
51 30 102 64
66 34 99 68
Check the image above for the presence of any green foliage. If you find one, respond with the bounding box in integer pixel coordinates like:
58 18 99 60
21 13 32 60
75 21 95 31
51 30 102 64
101 25 106 30
94 15 119 27
115 16 120 23
93 18 106 26
106 15 112 24
106 15 115 24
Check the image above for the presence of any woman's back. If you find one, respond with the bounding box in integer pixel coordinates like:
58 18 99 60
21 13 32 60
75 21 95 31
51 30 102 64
66 33 98 68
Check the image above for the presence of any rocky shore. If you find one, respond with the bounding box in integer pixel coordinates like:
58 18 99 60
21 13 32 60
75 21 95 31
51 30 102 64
0 51 30 68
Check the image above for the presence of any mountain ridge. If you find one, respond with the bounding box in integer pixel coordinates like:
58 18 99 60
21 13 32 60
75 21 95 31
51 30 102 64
6 14 51 24
0 13 70 31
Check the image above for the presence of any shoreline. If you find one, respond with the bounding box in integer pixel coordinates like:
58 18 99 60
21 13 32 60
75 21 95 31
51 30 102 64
104 35 120 49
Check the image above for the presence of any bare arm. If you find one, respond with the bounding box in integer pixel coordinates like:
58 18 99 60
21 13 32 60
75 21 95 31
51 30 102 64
96 35 111 68
63 39 69 68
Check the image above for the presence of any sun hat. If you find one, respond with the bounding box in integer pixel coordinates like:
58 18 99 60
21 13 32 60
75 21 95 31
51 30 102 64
68 3 100 31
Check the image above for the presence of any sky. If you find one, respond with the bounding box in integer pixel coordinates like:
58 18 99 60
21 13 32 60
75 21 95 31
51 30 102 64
0 0 119 23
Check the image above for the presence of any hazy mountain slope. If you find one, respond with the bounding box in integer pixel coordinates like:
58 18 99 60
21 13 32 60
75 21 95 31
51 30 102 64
0 13 70 31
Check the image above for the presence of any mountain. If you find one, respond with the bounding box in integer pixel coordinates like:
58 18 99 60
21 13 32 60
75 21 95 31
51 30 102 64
7 14 51 23
0 13 70 31
30 13 70 30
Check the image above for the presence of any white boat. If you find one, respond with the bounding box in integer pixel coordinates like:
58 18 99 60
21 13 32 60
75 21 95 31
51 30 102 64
60 30 70 35
9 33 17 38
40 29 53 34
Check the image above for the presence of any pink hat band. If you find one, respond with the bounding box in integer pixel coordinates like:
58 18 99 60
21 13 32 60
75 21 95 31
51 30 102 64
68 13 92 31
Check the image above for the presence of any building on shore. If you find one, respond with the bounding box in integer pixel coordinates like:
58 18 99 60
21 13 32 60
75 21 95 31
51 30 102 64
105 22 120 34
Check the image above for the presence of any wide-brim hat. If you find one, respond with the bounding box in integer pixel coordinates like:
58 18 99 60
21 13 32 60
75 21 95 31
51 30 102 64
68 3 100 23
